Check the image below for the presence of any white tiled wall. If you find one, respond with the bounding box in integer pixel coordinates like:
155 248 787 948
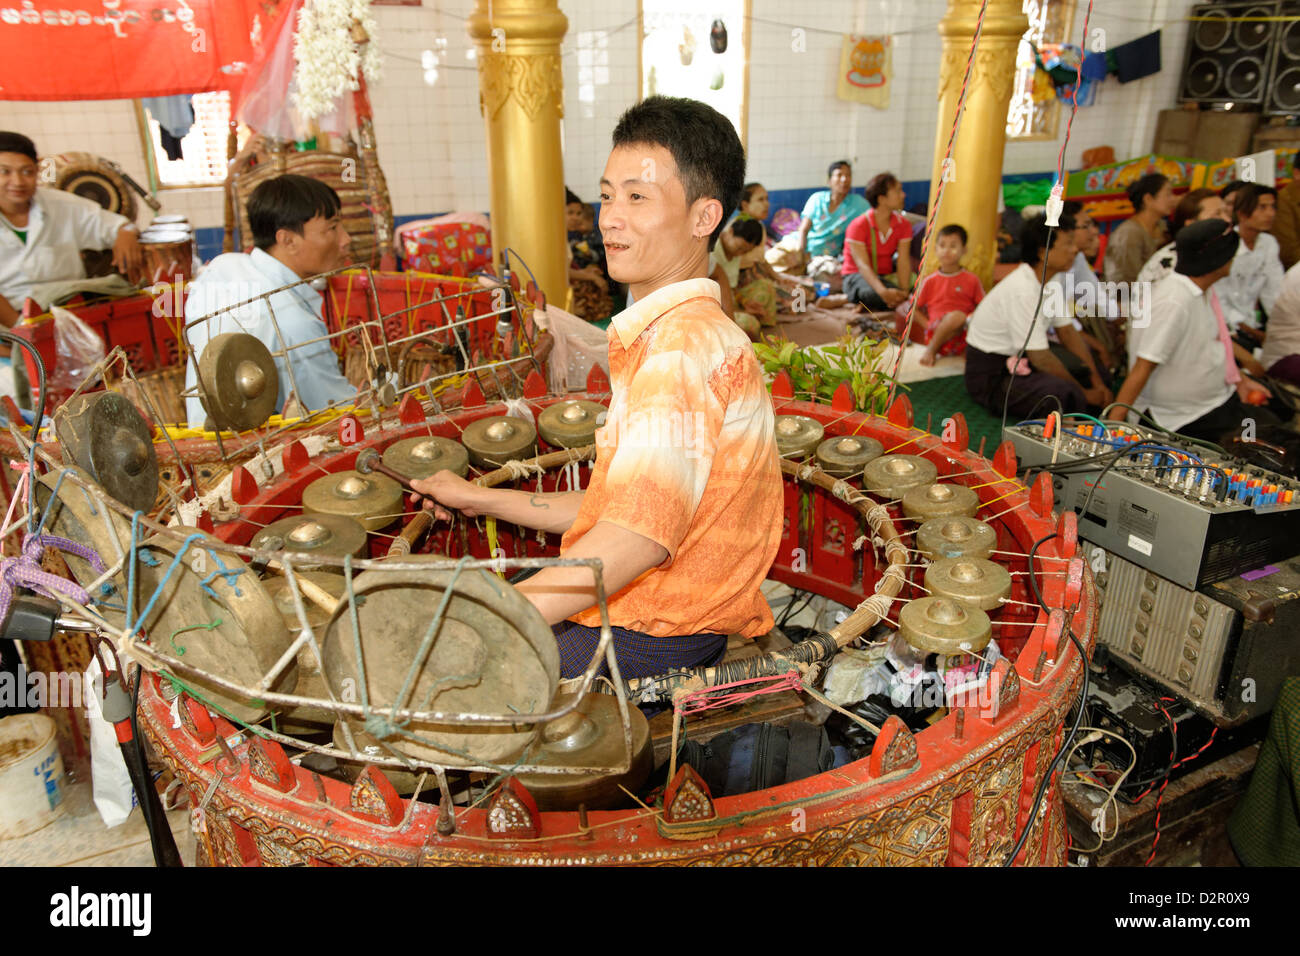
0 0 1203 233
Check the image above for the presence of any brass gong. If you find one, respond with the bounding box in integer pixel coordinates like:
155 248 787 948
924 557 1012 612
461 415 539 469
898 596 993 657
135 534 295 725
901 482 980 520
265 571 347 729
251 514 368 567
34 467 134 631
382 436 470 480
861 454 938 499
537 399 606 449
915 515 998 561
515 693 653 811
774 415 825 459
195 332 279 432
320 559 559 767
814 434 883 478
54 391 160 512
302 470 403 532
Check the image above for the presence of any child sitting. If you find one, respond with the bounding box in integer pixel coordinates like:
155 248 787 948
912 224 985 366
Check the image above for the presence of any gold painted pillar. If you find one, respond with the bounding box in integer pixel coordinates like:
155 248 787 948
467 0 568 305
925 0 1029 291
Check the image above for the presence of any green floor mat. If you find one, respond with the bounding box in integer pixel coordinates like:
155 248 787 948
900 374 1007 453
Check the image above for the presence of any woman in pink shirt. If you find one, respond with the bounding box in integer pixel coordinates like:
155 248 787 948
842 172 914 312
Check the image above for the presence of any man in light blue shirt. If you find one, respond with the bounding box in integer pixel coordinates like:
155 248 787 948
184 174 355 427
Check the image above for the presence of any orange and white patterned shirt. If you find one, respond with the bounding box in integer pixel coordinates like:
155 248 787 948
562 278 783 638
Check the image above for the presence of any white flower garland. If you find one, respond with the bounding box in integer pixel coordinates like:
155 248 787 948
292 0 384 122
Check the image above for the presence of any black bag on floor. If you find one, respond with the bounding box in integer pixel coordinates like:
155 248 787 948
676 721 835 797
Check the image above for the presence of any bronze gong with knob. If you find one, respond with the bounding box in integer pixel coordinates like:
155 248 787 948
923 557 1012 612
915 515 998 561
382 436 470 480
302 470 404 532
251 514 368 568
862 454 938 500
195 332 279 432
814 434 883 478
537 399 606 449
774 415 825 459
461 415 539 469
54 390 160 512
901 482 980 520
898 596 993 657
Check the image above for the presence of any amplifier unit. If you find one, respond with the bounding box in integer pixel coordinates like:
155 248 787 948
1180 1 1281 108
1004 419 1300 589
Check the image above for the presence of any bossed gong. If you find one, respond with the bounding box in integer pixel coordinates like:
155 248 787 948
901 482 980 520
135 534 295 725
915 515 998 561
265 571 347 729
54 391 159 512
898 596 992 657
774 415 825 459
537 399 606 449
302 470 403 532
382 436 470 480
862 454 938 499
814 434 883 478
196 332 279 432
251 514 368 568
461 415 538 469
320 558 559 767
515 693 654 811
34 466 135 632
332 721 424 795
924 557 1012 612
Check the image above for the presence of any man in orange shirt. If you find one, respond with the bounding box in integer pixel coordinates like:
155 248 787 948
410 97 783 680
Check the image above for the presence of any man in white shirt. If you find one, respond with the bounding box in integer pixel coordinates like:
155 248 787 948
1116 218 1275 442
1217 184 1284 332
1259 262 1300 386
184 174 356 427
0 131 143 328
965 215 1108 419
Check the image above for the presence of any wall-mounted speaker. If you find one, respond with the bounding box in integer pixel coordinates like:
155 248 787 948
1263 4 1300 113
1180 1 1280 107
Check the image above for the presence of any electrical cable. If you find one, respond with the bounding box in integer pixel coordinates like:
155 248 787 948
1003 530 1088 866
0 330 47 442
129 663 184 867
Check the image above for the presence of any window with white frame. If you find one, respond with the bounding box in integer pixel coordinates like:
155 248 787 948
139 92 250 188
1006 0 1073 141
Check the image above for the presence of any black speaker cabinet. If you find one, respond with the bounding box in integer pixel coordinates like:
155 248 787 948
1180 1 1281 107
1264 4 1300 113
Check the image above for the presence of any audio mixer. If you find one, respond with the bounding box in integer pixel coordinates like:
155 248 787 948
1003 418 1300 589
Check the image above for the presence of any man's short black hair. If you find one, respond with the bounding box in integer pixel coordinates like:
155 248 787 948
937 223 968 246
1061 200 1083 219
865 172 899 209
1126 173 1168 214
247 174 342 251
1220 179 1248 202
565 187 583 207
730 216 764 247
1020 213 1075 266
0 132 38 163
827 160 851 180
1233 183 1278 221
611 96 745 250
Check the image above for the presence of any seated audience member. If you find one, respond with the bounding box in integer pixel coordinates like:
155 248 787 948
710 216 765 338
1220 179 1248 217
0 131 143 330
768 161 868 288
1103 173 1175 285
1049 202 1117 376
184 174 356 427
1276 178 1300 270
1258 261 1300 386
1137 188 1230 284
911 224 984 366
566 188 616 322
1115 218 1276 444
842 172 912 312
964 215 1110 418
1218 183 1283 332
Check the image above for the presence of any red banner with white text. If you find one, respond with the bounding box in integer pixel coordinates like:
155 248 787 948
0 1 289 101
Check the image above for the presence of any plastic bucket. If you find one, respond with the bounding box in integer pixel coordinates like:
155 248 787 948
0 713 66 839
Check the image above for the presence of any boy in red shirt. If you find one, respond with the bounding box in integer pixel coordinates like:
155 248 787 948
913 224 985 366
